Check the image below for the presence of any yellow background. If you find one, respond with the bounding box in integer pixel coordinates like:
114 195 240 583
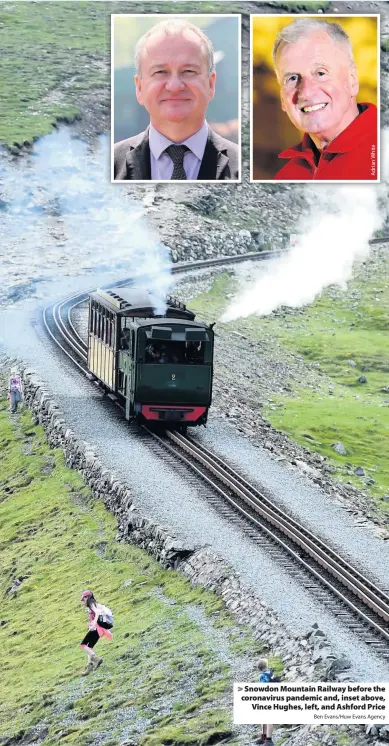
252 15 378 179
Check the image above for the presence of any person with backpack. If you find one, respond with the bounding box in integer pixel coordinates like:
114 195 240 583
257 657 279 745
80 590 114 675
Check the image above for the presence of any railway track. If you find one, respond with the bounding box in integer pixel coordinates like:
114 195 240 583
146 429 389 658
42 250 280 367
42 249 389 656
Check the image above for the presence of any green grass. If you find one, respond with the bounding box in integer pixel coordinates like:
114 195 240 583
263 258 389 502
269 1 330 10
337 733 352 746
270 393 389 497
1 0 331 146
0 2 108 145
188 251 389 509
1 1 233 146
0 398 263 745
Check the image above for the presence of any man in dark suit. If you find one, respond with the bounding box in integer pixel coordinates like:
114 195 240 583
113 19 239 181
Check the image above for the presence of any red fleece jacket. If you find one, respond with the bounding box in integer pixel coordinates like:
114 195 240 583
275 103 378 181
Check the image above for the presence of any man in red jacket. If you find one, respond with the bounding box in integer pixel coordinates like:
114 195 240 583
272 18 378 181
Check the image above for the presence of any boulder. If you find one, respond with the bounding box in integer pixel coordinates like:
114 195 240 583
332 442 347 456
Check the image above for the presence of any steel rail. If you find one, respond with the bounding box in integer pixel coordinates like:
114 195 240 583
158 430 389 643
44 244 389 647
46 240 389 362
44 250 284 365
42 292 89 372
66 296 87 343
169 432 389 618
55 297 88 359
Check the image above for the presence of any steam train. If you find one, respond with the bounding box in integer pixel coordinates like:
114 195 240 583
87 286 214 429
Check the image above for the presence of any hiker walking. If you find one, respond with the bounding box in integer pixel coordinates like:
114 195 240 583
257 658 279 745
80 590 114 676
8 368 23 414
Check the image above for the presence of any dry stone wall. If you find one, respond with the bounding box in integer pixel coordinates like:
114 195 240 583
20 367 387 745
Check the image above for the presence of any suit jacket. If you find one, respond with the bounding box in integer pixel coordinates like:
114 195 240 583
113 126 239 181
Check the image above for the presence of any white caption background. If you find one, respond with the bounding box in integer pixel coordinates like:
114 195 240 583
234 683 389 724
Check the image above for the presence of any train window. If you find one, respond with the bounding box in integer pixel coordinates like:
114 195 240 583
143 340 204 364
121 317 131 331
97 305 102 339
185 341 204 364
144 341 166 363
104 314 108 344
120 328 131 351
118 370 125 393
119 318 133 351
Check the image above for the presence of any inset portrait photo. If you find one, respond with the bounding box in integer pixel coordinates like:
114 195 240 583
112 14 241 182
251 15 379 182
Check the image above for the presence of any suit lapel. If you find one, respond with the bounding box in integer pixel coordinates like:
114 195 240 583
125 131 151 180
215 152 229 179
122 127 231 180
197 129 229 180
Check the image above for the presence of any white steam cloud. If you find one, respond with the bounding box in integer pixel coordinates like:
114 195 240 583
222 131 389 322
0 128 172 311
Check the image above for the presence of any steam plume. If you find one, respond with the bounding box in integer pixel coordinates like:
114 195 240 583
0 128 171 310
222 131 389 322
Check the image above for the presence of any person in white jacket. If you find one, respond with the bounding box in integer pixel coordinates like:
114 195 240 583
80 590 114 675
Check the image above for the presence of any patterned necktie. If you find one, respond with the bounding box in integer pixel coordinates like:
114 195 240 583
165 144 189 180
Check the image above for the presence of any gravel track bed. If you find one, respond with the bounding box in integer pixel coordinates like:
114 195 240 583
172 266 389 539
69 270 389 585
2 300 389 683
195 420 389 590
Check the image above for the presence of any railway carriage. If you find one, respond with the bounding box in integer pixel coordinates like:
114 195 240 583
87 287 214 428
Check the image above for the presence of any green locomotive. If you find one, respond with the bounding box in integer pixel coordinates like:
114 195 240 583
87 287 214 428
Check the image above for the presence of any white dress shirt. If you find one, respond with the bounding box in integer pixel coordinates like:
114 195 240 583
149 121 209 180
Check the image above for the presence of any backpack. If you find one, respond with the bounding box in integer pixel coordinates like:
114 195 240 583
97 604 114 627
259 669 280 683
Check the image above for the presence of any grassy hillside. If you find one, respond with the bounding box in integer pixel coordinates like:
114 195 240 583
0 0 232 146
189 249 389 510
1 0 329 147
0 397 266 745
1 2 108 146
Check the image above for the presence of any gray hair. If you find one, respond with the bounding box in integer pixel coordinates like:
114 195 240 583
134 19 215 77
258 658 269 671
273 18 355 67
